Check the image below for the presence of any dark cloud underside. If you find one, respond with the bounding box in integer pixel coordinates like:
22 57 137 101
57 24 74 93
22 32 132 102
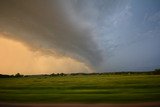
0 0 102 69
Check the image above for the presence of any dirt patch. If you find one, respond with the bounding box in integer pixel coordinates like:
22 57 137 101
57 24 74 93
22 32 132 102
0 102 160 107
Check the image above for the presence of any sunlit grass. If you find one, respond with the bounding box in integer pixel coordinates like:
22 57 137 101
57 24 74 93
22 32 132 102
0 74 160 103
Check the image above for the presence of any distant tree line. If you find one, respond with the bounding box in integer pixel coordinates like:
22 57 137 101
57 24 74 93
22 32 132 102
0 73 23 78
152 69 160 75
0 69 160 78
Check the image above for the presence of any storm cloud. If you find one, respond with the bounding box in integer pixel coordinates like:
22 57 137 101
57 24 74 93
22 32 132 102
0 0 160 73
0 0 107 70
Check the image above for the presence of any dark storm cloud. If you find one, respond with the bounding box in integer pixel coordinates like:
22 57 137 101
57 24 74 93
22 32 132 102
0 0 105 68
1 0 159 72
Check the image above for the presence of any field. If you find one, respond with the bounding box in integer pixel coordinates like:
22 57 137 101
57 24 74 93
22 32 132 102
0 74 160 103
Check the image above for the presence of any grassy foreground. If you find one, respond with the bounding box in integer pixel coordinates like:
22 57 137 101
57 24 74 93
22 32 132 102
0 74 160 103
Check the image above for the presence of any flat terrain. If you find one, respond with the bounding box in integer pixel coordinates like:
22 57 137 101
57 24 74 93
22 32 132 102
0 74 160 103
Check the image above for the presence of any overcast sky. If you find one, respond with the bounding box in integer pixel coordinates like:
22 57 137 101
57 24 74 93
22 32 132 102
0 0 160 74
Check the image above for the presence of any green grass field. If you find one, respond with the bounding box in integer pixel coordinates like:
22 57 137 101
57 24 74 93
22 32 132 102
0 74 160 103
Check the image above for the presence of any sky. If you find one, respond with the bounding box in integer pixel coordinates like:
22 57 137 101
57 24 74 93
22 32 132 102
0 0 160 74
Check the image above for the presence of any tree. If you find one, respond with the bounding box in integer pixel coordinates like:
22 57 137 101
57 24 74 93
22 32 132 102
15 73 23 77
153 69 160 75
